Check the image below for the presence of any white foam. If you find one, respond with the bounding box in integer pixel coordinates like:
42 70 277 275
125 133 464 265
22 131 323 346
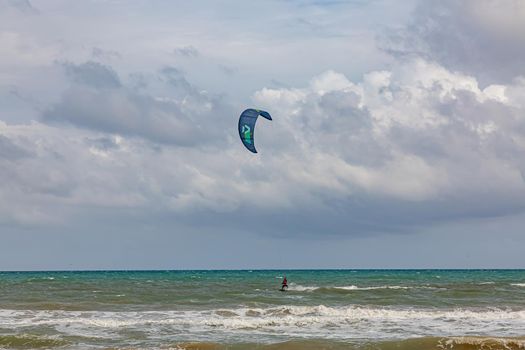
1 305 524 341
333 285 443 291
334 285 412 290
286 284 318 291
441 337 525 349
511 283 525 287
333 285 359 290
287 284 440 291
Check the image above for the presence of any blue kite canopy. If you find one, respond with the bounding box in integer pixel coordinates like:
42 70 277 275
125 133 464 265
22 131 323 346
238 109 272 153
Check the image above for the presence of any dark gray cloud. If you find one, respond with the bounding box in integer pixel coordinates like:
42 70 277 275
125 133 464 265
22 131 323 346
2 0 38 14
63 61 121 89
159 67 194 92
128 73 149 91
173 46 199 58
0 134 32 160
292 0 369 7
44 87 195 145
381 0 525 85
91 47 121 61
218 64 237 76
85 136 120 151
43 62 232 146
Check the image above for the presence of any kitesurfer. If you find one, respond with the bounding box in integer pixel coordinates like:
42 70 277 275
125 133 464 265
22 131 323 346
281 276 288 290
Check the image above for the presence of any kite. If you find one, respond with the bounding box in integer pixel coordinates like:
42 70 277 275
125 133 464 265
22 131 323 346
238 109 272 153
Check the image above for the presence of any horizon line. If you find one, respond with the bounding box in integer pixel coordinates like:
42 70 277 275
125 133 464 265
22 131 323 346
1 268 524 273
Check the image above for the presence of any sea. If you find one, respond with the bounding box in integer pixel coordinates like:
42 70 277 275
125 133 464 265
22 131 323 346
0 270 525 349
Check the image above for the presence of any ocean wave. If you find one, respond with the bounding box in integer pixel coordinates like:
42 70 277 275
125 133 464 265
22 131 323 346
288 284 443 291
1 306 524 341
511 283 525 287
333 285 426 290
286 284 318 291
439 336 525 350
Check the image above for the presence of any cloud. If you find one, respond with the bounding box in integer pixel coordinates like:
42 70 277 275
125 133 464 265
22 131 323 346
0 133 32 160
173 46 199 58
218 64 237 76
248 60 525 232
381 0 525 84
4 58 525 238
2 0 525 243
42 61 232 146
1 0 38 14
91 47 121 61
63 61 121 89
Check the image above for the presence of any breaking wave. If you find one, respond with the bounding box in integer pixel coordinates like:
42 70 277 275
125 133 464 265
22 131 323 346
287 284 444 292
1 305 524 341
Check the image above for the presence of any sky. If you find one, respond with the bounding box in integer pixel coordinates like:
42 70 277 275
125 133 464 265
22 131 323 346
1 0 525 270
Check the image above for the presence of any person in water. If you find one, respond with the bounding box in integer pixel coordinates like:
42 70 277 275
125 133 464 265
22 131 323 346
281 276 288 290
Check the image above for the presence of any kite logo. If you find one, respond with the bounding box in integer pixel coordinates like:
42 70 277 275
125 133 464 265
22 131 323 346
242 124 252 144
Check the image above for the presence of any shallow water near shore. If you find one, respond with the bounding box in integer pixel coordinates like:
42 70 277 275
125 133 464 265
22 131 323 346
1 270 524 349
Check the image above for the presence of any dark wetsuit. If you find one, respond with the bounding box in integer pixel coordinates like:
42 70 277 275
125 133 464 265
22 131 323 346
282 277 288 289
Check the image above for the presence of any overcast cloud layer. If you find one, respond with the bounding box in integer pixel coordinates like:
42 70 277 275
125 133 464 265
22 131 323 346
1 0 525 269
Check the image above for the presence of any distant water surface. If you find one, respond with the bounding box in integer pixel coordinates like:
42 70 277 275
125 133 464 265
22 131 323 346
1 270 524 349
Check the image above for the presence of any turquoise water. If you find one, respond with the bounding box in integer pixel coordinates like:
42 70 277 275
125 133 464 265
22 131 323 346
1 270 525 349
